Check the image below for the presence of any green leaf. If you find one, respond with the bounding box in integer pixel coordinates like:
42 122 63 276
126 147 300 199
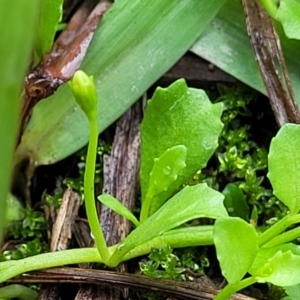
98 194 139 227
191 0 300 104
16 0 227 167
110 183 227 264
214 217 258 284
5 193 24 227
255 251 300 286
0 284 38 300
222 183 249 221
140 79 223 212
34 0 63 59
267 124 300 214
284 284 300 300
0 0 39 242
249 243 300 275
140 145 187 221
274 0 300 40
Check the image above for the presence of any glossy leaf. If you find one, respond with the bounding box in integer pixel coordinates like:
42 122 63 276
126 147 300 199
255 251 300 286
140 79 223 211
16 0 227 166
98 194 139 227
110 183 227 264
214 217 258 284
140 145 187 220
268 124 300 214
222 183 249 221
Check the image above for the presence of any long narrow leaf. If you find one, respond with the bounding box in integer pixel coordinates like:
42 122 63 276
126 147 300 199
191 0 300 105
15 0 227 167
0 1 39 241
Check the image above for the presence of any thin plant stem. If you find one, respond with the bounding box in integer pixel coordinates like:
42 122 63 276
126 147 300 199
84 112 110 264
258 213 300 247
214 276 257 300
263 226 300 248
0 226 214 283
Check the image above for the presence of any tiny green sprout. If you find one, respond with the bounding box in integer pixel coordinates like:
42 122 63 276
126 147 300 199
69 70 110 264
68 70 98 120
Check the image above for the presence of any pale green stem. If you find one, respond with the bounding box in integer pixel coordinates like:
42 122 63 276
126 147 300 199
214 276 257 300
0 226 213 283
0 284 38 300
109 225 213 266
85 112 110 263
258 213 300 247
263 226 300 248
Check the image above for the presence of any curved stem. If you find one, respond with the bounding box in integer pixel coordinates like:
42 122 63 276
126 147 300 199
214 276 257 300
85 113 110 263
263 226 300 248
0 248 104 284
0 226 214 283
258 213 300 247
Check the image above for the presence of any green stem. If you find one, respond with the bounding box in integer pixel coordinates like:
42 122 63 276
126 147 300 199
0 248 104 284
258 213 300 247
263 226 300 248
0 226 214 283
139 194 152 223
85 113 110 263
0 284 38 300
214 276 257 300
109 225 214 266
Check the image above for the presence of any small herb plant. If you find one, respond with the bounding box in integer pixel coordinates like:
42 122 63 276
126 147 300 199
0 72 227 282
4 71 300 299
213 123 300 299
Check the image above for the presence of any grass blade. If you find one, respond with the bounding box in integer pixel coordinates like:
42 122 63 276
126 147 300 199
0 0 39 241
15 0 227 167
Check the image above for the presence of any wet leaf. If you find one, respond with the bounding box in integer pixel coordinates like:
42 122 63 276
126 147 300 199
140 79 223 214
214 217 258 283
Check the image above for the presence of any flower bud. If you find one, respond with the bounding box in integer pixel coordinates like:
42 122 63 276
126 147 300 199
69 70 98 120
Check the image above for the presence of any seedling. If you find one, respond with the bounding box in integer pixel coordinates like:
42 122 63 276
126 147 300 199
0 73 226 282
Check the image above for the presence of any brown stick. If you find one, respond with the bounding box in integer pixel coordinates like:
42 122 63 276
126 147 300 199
38 188 81 300
21 0 112 133
242 0 300 126
10 267 257 300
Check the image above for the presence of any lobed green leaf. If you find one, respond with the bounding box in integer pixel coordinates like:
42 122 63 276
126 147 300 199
255 250 300 286
249 243 300 275
140 79 223 212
